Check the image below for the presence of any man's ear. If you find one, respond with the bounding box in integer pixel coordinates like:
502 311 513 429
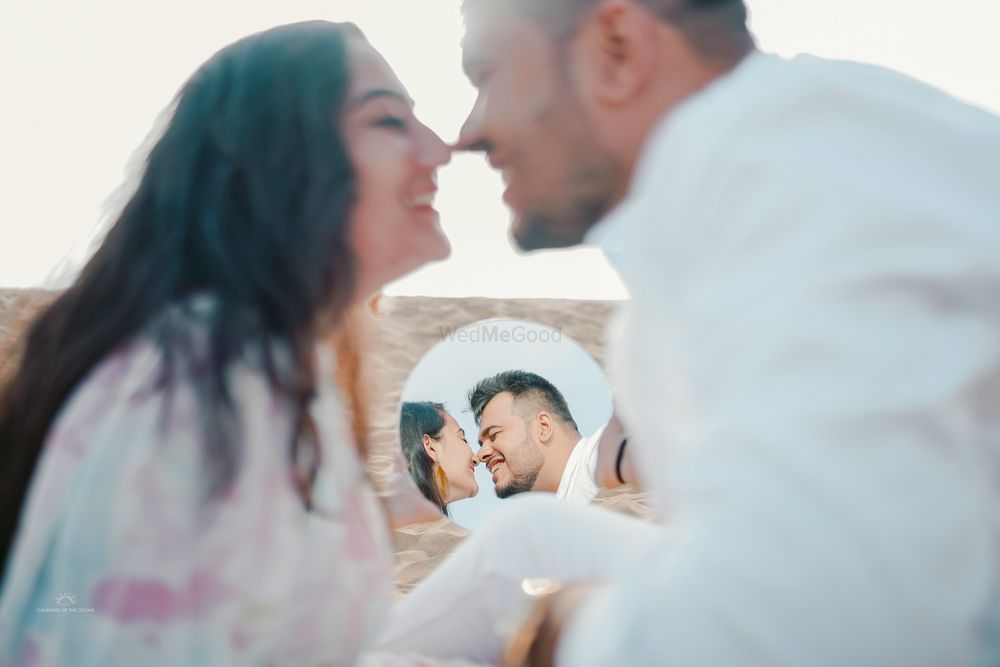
574 0 655 106
422 434 440 462
536 412 554 444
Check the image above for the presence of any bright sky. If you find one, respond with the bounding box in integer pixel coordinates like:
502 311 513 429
2 0 998 297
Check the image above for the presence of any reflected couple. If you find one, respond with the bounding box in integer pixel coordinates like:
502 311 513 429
400 369 617 519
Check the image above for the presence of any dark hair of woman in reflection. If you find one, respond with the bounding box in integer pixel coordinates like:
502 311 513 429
0 20 450 664
400 401 479 515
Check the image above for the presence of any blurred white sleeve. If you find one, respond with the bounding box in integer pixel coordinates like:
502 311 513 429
561 133 1000 665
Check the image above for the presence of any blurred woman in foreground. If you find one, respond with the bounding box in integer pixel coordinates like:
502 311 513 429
0 21 450 666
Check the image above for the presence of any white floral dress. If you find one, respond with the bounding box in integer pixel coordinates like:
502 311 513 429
0 320 394 666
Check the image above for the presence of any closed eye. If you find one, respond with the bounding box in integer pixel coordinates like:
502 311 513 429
374 115 407 130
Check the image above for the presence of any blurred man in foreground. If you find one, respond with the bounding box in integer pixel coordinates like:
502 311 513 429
453 0 1000 664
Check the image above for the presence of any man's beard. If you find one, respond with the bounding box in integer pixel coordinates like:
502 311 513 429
495 466 541 499
513 153 622 252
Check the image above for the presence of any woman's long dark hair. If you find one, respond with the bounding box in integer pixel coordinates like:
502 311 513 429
399 401 449 514
0 21 365 575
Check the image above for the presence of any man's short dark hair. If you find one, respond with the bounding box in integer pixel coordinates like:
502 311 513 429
468 370 579 432
464 0 753 63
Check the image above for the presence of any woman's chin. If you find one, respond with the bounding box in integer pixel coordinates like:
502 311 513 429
452 483 479 503
422 232 451 264
366 239 451 295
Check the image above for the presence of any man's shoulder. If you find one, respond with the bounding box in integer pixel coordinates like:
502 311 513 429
555 426 607 502
632 50 1000 222
580 424 606 472
652 51 1000 168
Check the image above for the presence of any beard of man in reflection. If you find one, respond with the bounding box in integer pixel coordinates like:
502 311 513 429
483 410 545 499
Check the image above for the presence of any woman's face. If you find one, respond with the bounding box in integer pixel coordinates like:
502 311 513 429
342 36 451 302
432 412 479 504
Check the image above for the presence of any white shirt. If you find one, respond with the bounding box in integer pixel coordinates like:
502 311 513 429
555 424 606 503
561 51 1000 666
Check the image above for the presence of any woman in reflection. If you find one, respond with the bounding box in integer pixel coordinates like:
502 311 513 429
0 21 450 666
399 402 479 515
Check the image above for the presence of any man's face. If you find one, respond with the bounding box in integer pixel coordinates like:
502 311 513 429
458 3 624 251
476 392 545 498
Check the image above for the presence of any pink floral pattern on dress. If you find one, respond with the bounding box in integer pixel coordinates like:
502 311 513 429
0 317 394 666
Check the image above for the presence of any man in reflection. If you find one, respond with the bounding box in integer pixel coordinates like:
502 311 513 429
469 370 629 504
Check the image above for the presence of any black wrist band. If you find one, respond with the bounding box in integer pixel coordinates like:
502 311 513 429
615 437 629 485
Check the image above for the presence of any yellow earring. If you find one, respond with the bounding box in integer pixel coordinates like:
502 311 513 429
435 463 450 499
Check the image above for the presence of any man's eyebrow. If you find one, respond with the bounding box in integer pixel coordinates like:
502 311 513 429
348 88 414 109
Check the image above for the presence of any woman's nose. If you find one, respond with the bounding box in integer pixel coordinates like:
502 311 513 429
416 122 452 169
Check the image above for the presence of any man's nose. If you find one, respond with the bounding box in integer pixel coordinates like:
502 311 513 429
477 445 492 463
455 93 487 153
